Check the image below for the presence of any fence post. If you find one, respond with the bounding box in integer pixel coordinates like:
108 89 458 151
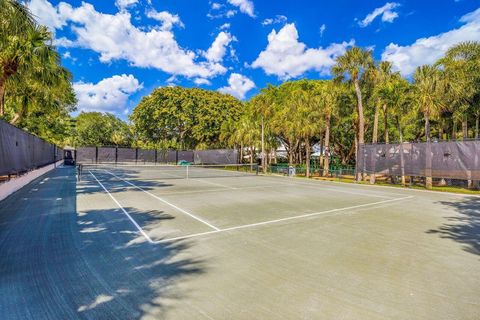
115 147 118 165
135 148 138 164
95 147 98 164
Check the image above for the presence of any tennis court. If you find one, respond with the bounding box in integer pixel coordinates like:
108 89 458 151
80 164 413 244
1 165 479 319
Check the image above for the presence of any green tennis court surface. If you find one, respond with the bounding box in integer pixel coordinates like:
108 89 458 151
1 166 479 319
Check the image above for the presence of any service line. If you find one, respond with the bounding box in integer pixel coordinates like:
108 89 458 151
154 195 414 243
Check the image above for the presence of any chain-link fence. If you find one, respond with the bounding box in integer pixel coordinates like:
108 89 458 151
76 147 238 165
357 141 480 181
0 119 63 177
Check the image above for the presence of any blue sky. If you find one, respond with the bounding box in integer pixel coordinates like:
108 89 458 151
27 0 480 119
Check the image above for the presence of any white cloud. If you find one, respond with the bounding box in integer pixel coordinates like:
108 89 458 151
382 7 480 76
262 15 287 26
204 32 235 62
54 36 75 47
28 1 229 80
194 78 212 86
320 24 326 37
73 74 142 113
251 23 354 79
218 73 255 100
146 10 184 31
115 0 138 11
27 0 69 30
62 51 77 62
219 23 231 30
211 2 222 10
208 1 236 19
228 0 255 17
359 2 400 27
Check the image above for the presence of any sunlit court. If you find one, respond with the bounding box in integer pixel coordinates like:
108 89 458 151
2 0 480 318
1 163 478 319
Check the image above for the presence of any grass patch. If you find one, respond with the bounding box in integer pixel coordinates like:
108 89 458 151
311 176 480 195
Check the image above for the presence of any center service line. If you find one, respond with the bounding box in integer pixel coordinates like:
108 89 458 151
89 171 155 243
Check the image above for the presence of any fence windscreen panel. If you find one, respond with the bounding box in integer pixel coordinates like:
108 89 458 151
75 147 239 165
97 147 116 163
117 148 136 163
137 149 155 163
358 141 480 180
177 150 194 162
194 149 238 164
0 119 61 176
76 147 96 163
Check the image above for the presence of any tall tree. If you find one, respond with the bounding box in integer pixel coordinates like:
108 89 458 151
437 41 480 139
0 0 76 146
332 47 373 180
413 65 447 189
76 112 132 147
131 87 243 150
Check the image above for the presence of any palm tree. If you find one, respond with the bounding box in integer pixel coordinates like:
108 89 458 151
414 65 447 141
0 1 73 123
413 65 447 189
319 81 340 176
1 0 35 116
291 81 324 177
437 41 480 140
332 47 373 181
251 86 277 172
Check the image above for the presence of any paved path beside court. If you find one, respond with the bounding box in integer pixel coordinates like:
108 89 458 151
0 166 479 319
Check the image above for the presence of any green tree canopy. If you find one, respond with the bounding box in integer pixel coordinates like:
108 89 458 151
130 86 243 150
75 112 132 147
0 0 76 145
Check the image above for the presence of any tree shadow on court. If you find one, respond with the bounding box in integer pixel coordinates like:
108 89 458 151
72 206 206 319
77 174 175 196
426 197 480 256
0 166 207 319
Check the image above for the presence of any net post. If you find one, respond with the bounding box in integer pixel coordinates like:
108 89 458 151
186 164 189 179
256 164 259 175
95 147 98 164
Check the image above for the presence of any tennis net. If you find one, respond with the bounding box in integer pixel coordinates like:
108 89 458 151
78 163 259 181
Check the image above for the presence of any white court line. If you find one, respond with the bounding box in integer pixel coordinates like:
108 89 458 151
89 171 154 244
262 175 416 198
104 184 280 195
104 170 220 231
191 178 236 190
154 195 414 243
270 180 393 199
314 177 480 198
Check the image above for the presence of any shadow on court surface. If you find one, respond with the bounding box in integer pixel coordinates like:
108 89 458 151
427 197 480 256
78 176 174 196
74 207 206 319
0 167 206 320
